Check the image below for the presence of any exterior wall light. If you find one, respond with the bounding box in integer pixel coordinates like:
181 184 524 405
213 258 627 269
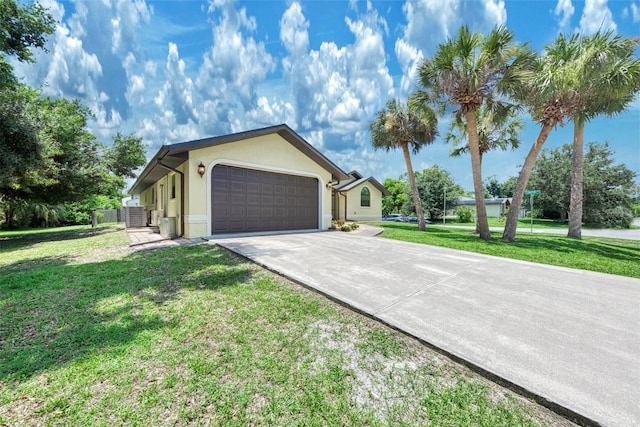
197 162 206 177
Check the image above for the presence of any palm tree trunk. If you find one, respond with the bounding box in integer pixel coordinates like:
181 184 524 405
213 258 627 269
567 119 584 239
503 122 554 242
402 144 426 231
465 110 490 240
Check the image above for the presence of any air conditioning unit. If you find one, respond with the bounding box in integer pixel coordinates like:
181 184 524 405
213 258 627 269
160 217 177 238
150 210 163 226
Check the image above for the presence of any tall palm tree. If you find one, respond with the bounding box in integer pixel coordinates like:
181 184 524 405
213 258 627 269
446 103 523 232
502 34 582 242
566 32 640 239
502 32 640 242
370 99 438 231
447 102 523 159
413 25 533 240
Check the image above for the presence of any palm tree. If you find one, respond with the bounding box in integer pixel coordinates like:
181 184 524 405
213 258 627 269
502 34 582 242
502 32 640 242
566 32 640 239
413 25 533 240
370 99 438 231
446 103 523 232
447 102 523 159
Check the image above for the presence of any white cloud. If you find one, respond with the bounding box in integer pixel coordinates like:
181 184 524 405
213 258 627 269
43 25 103 98
156 43 198 125
279 2 309 57
623 2 640 23
483 0 507 26
196 0 275 110
579 0 617 34
554 0 575 31
395 0 507 98
395 38 423 95
279 1 393 137
244 97 295 128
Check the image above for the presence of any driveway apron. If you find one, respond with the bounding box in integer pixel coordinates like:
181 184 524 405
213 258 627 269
214 231 640 427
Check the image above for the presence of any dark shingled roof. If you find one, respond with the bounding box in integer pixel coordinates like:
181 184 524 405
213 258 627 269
334 173 390 196
129 124 349 194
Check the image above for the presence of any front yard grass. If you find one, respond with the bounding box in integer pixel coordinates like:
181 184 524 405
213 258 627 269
376 222 640 279
0 225 573 426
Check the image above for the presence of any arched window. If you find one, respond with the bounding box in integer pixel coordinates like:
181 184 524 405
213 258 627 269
360 187 370 207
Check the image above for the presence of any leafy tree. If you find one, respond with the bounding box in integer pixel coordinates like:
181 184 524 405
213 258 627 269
582 142 636 227
403 166 464 221
0 0 55 62
414 25 533 240
382 177 409 216
1 96 106 228
483 176 517 199
370 99 438 231
106 132 147 179
0 0 54 87
566 32 640 239
528 145 572 220
529 142 636 227
36 97 104 204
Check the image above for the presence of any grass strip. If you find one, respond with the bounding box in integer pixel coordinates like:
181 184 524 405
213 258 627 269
375 222 639 278
0 225 573 426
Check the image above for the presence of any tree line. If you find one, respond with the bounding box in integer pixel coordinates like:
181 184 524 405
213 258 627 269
371 26 640 241
0 1 146 229
383 140 637 229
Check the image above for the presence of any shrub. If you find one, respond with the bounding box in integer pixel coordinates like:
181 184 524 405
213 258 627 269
585 206 633 229
349 222 359 230
456 207 474 223
340 224 351 232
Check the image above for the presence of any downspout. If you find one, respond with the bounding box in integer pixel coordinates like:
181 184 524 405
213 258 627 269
156 159 185 239
340 192 348 221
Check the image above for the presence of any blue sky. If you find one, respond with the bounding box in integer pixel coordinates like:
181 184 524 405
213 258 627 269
14 0 640 190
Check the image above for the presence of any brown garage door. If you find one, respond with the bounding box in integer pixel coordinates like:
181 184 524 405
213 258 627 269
211 165 319 234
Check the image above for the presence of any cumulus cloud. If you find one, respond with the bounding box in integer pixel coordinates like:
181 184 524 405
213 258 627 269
280 1 393 138
554 0 575 31
155 43 198 125
579 0 617 34
14 0 154 136
395 0 507 97
279 2 309 57
196 0 275 110
622 2 640 22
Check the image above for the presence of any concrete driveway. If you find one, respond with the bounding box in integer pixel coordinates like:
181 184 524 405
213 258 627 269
214 228 640 427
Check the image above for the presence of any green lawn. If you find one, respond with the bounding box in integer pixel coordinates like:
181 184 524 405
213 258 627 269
0 225 567 426
375 222 640 279
441 217 570 229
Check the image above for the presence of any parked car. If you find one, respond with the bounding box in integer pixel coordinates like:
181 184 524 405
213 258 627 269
382 214 408 222
408 216 433 224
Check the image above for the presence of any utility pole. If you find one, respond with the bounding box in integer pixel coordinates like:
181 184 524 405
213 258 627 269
443 187 446 225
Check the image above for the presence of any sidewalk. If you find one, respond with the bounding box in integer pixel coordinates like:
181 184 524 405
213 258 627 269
126 227 205 250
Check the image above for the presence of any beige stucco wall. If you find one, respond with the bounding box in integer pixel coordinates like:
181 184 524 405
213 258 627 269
336 181 383 222
137 169 184 235
184 133 334 238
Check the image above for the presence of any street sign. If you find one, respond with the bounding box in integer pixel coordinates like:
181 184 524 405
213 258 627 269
524 190 540 233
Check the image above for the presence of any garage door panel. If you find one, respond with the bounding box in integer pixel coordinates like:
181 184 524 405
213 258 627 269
212 165 318 234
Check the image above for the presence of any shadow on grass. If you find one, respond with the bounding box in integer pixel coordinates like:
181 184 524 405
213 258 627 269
0 244 250 382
